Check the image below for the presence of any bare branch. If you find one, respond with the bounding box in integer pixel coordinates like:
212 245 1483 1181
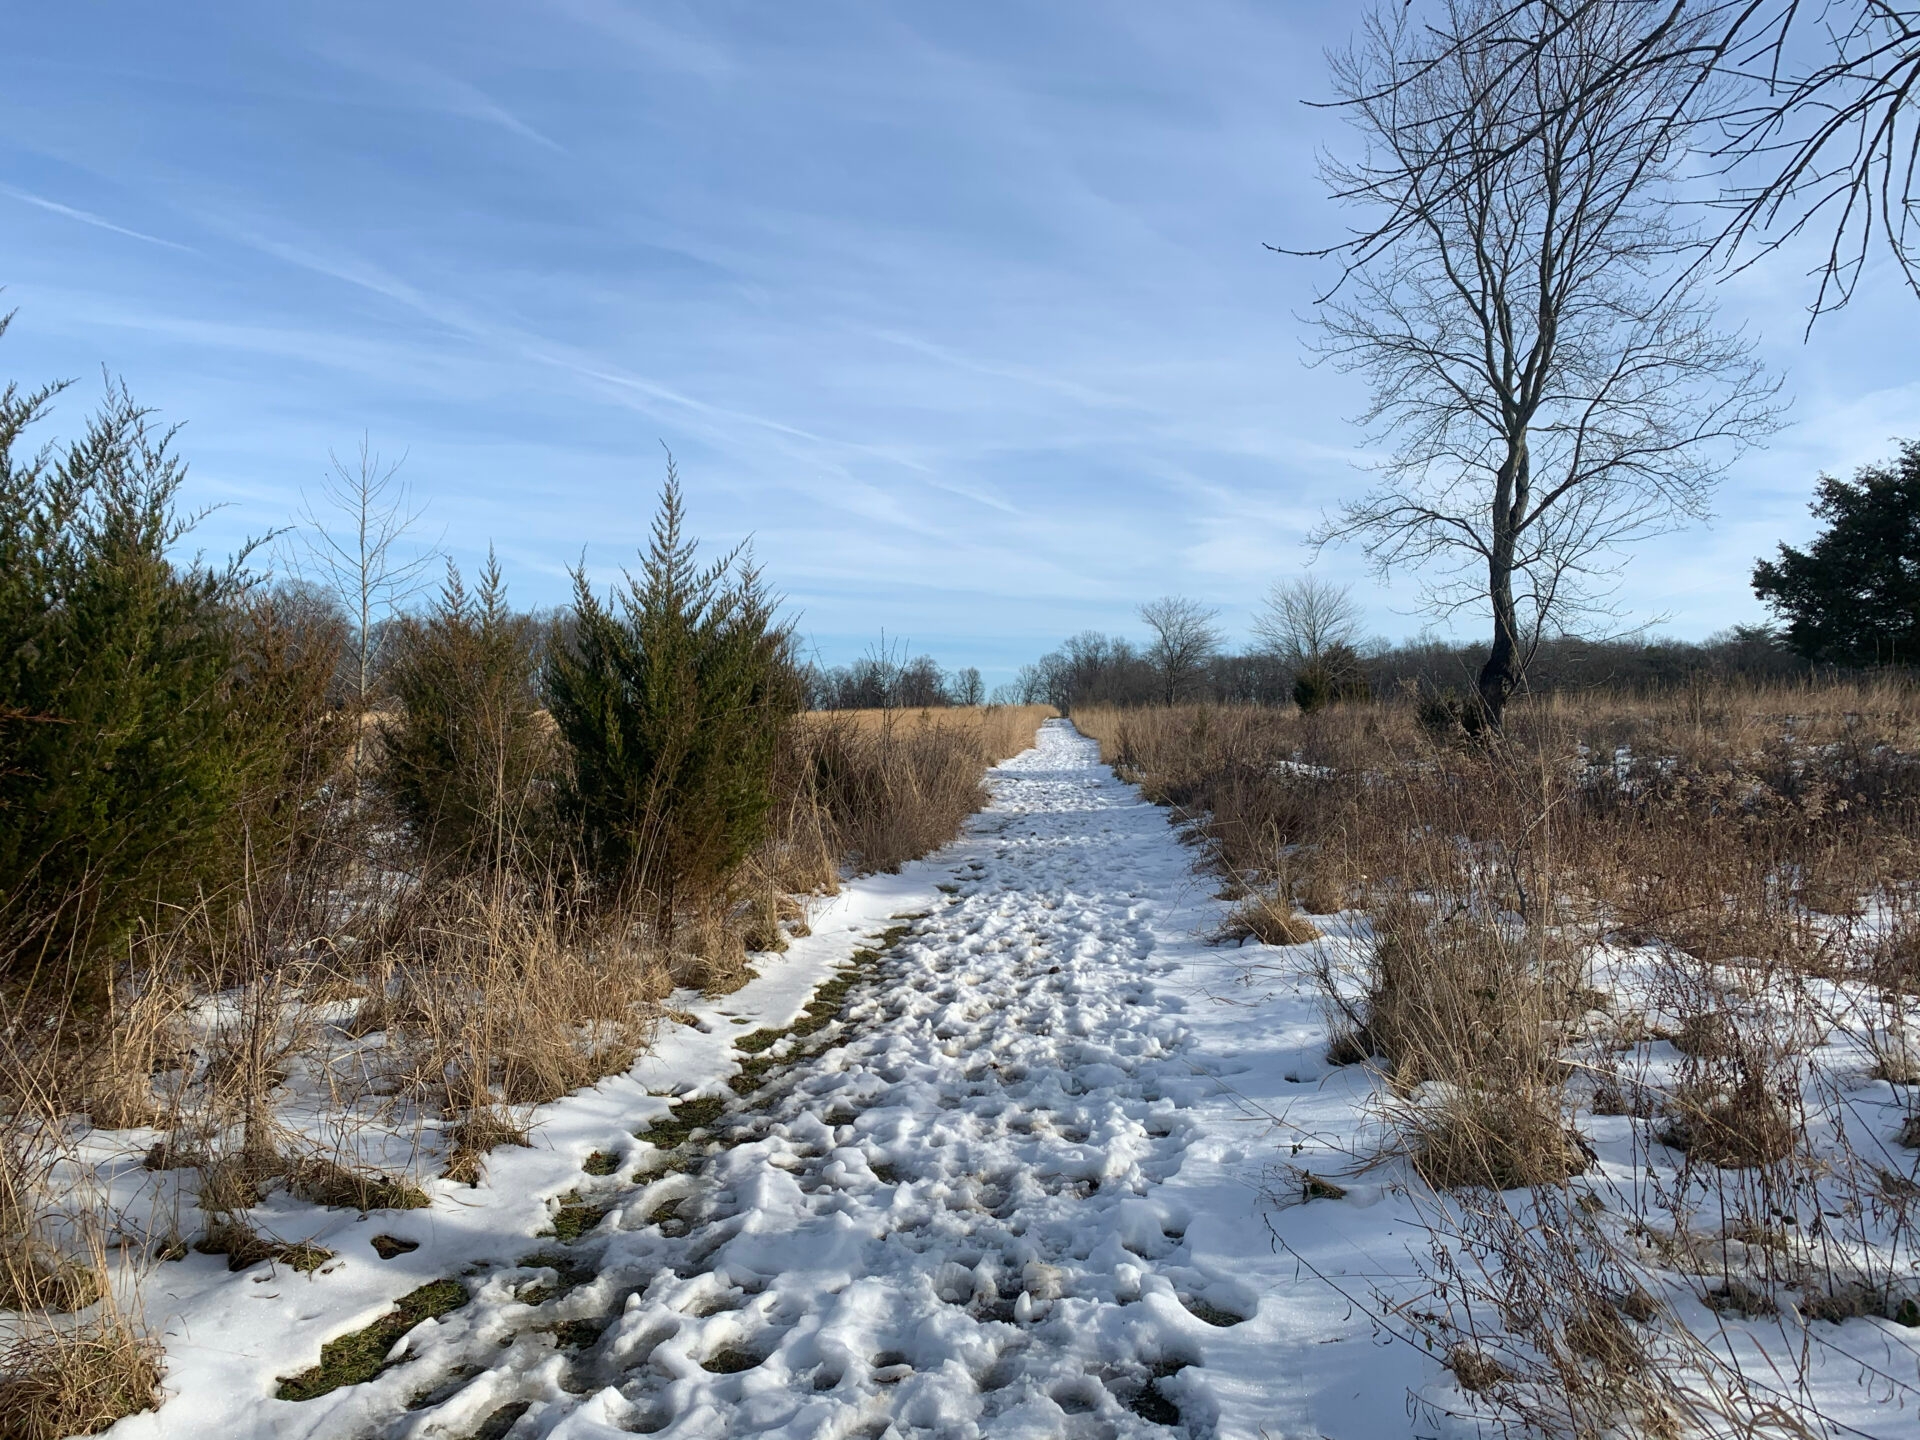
283 435 438 724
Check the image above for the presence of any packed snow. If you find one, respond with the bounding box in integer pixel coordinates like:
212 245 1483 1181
90 718 1920 1438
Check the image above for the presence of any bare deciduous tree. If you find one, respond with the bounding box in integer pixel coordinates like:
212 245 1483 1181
1303 0 1783 725
1255 575 1365 668
287 437 436 758
1137 596 1222 705
1305 1 1920 320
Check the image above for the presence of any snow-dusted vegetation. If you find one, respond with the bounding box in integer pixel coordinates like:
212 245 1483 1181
1076 692 1920 1436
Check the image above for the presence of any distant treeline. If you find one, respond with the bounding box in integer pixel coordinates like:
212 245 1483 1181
1004 625 1832 713
802 649 986 711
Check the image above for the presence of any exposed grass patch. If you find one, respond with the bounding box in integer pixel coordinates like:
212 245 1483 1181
194 1217 334 1274
636 1094 727 1148
471 1400 532 1440
581 1150 621 1176
442 1108 531 1186
721 940 898 1099
287 1156 430 1211
546 1193 611 1245
1218 892 1322 947
1123 1367 1183 1426
1179 1295 1247 1328
276 1278 469 1401
535 1317 610 1350
700 1345 764 1374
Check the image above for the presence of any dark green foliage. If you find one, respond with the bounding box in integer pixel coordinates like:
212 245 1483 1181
1293 644 1370 712
544 463 797 927
1414 686 1487 739
224 585 352 867
380 552 549 869
0 347 299 1001
1753 441 1920 667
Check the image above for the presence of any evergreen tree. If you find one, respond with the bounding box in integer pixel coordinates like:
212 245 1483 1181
1753 441 1920 667
544 463 796 930
0 347 256 999
381 551 549 869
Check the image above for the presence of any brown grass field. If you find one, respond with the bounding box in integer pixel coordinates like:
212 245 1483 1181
1073 680 1920 1435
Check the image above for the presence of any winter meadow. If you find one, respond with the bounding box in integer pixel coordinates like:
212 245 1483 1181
8 4 1920 1438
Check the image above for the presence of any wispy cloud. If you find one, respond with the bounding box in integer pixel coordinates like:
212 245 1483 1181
1 184 195 252
4 0 1914 675
311 47 568 153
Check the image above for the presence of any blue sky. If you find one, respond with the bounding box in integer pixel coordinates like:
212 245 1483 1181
5 2 1919 684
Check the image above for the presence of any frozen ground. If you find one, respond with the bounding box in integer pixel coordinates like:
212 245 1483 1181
99 719 1920 1438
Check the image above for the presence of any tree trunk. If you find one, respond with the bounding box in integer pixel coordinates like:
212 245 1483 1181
1477 559 1519 728
1476 439 1529 728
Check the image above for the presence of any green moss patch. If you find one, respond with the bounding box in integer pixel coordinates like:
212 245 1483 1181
1179 1295 1247 1328
636 1093 728 1148
581 1150 621 1177
276 1278 469 1401
546 1193 612 1245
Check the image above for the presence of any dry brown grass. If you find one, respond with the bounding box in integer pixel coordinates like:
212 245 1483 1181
806 703 1053 747
0 1312 162 1440
794 706 1050 875
1075 682 1920 1438
387 892 661 1105
1217 892 1322 947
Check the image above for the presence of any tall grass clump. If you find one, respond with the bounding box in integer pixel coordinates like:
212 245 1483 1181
0 1310 162 1440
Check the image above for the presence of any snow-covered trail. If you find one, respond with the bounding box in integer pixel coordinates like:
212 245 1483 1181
133 719 1432 1440
382 719 1266 1440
